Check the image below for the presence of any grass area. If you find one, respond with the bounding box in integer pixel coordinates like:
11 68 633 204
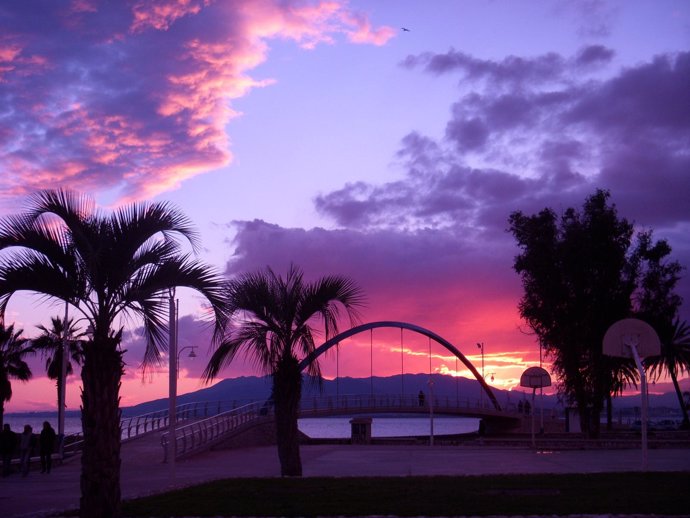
122 472 690 516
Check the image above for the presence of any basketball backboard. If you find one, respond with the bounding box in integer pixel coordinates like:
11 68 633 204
602 318 661 359
520 366 551 388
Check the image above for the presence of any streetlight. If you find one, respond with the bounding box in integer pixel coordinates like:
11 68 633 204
476 342 484 407
176 345 197 378
168 289 177 481
58 300 69 455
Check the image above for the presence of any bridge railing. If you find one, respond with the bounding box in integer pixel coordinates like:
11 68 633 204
299 393 500 415
159 393 520 461
61 400 240 458
161 400 273 462
120 400 243 440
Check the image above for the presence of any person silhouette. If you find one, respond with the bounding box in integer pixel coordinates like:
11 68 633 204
418 390 425 407
1 423 17 476
19 424 33 477
39 421 57 474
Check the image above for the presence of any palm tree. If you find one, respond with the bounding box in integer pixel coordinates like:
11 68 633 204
203 265 364 476
603 356 638 430
0 322 34 428
0 189 226 518
32 316 85 418
645 319 690 429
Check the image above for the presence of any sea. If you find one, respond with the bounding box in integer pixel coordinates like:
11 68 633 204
3 414 479 439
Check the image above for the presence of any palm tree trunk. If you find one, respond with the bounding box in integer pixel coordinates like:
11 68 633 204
273 356 302 477
669 371 690 429
606 394 613 431
79 339 123 518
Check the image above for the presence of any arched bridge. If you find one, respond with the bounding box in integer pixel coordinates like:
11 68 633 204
161 395 522 461
299 321 501 411
160 321 511 460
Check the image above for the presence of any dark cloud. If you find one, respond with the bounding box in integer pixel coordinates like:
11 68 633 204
313 48 690 321
402 49 567 88
446 117 489 151
566 53 690 134
575 45 615 66
224 219 525 344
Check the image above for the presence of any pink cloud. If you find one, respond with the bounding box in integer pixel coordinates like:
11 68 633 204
130 0 210 32
0 1 393 204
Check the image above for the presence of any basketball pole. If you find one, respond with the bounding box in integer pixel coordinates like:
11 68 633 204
627 343 648 471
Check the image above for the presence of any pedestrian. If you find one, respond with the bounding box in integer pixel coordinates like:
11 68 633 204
418 390 425 407
517 400 524 413
1 423 17 476
19 424 33 477
39 421 57 474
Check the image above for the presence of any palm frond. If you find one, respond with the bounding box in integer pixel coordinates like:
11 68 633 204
645 318 690 381
0 323 34 403
205 265 364 383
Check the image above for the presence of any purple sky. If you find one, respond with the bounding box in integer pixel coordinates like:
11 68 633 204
1 0 689 411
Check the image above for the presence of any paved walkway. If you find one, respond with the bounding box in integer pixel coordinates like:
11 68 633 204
1 433 689 517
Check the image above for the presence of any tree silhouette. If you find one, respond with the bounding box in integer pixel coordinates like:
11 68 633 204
645 319 690 429
32 316 85 417
509 190 682 437
204 265 363 476
0 322 34 428
0 190 226 518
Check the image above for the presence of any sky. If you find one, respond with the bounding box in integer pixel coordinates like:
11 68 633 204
1 0 689 412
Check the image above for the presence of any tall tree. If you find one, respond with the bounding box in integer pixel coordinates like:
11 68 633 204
203 265 363 476
32 316 85 417
645 319 690 429
0 190 226 518
0 322 34 428
508 190 682 437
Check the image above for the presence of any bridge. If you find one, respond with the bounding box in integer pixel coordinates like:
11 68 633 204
156 320 514 460
158 394 521 461
59 320 517 461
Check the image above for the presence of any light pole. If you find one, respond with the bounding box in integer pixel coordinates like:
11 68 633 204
428 377 435 446
168 289 177 481
476 342 484 407
176 345 197 378
58 300 69 455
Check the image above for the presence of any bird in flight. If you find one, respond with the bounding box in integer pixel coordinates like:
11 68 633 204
401 27 411 32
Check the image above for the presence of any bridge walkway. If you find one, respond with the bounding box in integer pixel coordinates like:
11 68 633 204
161 394 522 461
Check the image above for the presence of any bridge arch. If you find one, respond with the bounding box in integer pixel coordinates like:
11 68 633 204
298 321 501 411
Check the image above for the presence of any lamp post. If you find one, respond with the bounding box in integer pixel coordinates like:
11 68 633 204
476 342 484 408
176 345 197 378
58 300 69 455
168 289 177 481
428 377 434 446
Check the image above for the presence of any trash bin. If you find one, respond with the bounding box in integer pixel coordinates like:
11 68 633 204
350 417 372 444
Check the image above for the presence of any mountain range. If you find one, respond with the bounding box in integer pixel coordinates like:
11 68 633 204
121 373 685 417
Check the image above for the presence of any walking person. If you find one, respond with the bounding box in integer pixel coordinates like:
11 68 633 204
19 424 33 477
1 423 17 476
39 421 57 474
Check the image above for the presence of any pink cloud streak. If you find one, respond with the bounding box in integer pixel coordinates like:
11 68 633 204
0 1 393 204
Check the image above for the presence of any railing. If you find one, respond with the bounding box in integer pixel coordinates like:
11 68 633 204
160 394 519 461
60 400 241 458
120 400 241 440
300 393 507 416
161 400 273 461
